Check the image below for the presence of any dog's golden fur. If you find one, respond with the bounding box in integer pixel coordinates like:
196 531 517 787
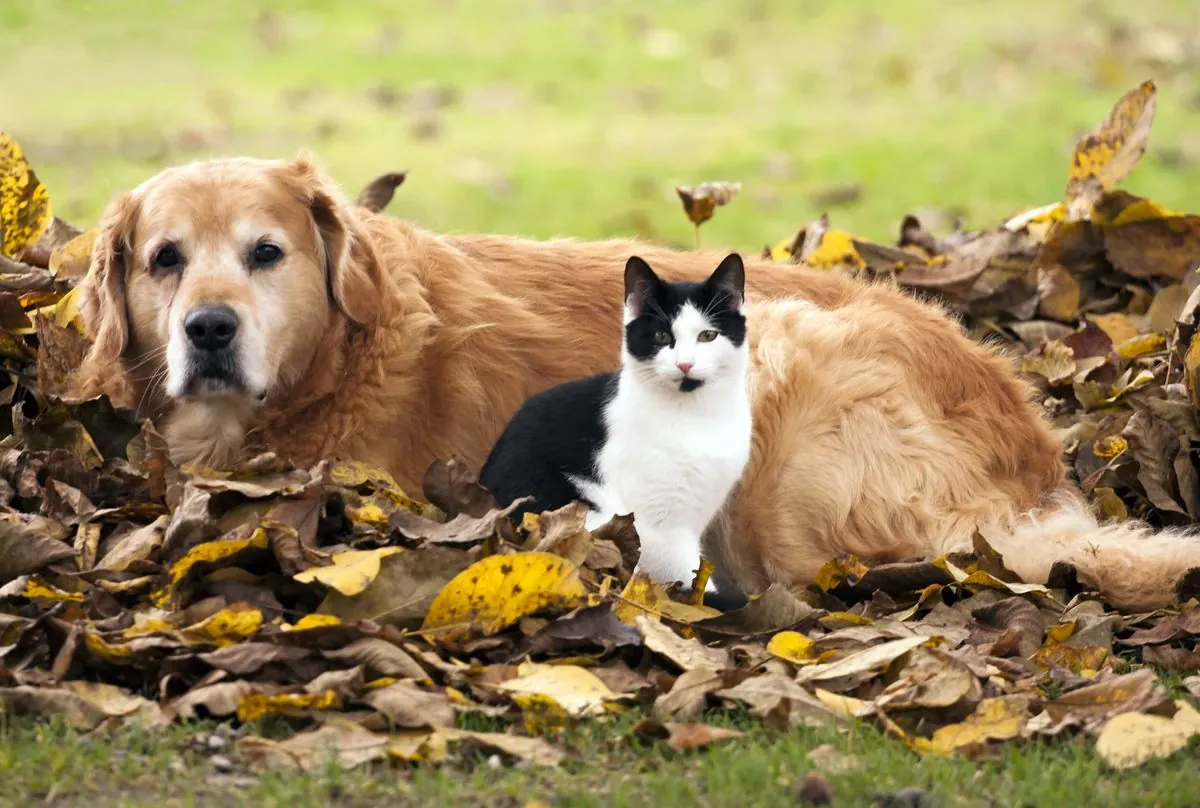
70 156 1200 610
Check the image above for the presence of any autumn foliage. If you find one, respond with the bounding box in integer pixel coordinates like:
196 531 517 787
0 79 1198 773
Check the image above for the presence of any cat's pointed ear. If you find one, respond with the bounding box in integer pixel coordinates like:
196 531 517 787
624 255 660 316
706 253 746 309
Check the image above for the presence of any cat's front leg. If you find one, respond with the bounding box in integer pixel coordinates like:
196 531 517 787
633 524 714 593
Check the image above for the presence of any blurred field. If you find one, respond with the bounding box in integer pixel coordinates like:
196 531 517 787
3 0 1200 250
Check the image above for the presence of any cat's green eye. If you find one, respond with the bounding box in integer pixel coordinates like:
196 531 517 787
654 330 672 345
697 330 718 343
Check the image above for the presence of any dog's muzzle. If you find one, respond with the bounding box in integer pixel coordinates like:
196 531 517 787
182 304 244 393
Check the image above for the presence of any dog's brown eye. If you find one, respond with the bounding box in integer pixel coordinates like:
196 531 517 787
152 245 182 272
251 243 283 268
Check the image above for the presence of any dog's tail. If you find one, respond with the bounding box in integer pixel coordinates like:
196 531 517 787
982 488 1200 611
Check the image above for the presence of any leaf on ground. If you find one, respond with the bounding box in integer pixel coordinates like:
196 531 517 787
240 720 389 772
636 615 731 672
652 668 728 721
292 547 403 596
390 499 522 547
445 728 563 767
796 637 930 692
1095 700 1200 769
690 584 819 638
0 681 165 730
422 456 496 519
767 630 820 665
322 637 428 680
420 551 588 644
361 682 456 728
927 694 1034 755
317 545 474 628
1043 669 1171 732
497 661 622 717
632 718 744 750
0 515 77 584
196 643 313 676
168 681 280 721
524 603 642 656
714 671 834 726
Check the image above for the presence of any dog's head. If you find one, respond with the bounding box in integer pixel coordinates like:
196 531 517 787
75 155 383 411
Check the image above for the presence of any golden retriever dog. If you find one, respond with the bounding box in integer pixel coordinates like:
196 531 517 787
69 155 1200 610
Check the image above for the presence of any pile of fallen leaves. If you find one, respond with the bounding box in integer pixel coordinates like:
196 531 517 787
0 79 1199 776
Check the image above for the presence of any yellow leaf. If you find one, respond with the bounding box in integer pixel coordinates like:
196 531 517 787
1116 333 1165 360
512 693 570 735
84 632 135 663
1092 487 1128 522
293 547 403 597
1031 645 1110 674
1107 196 1181 227
1093 436 1128 459
121 617 174 638
237 690 338 722
497 662 621 717
805 229 865 270
614 573 665 624
48 228 98 280
1065 80 1157 219
52 286 85 334
1004 201 1067 232
1088 313 1139 345
421 551 588 643
151 529 269 607
282 614 342 631
766 630 818 665
658 599 721 624
181 604 264 647
688 558 714 606
1045 620 1077 645
811 688 873 718
767 236 793 261
928 696 1032 755
813 554 869 590
1095 700 1200 770
21 577 85 603
0 132 53 258
818 611 874 629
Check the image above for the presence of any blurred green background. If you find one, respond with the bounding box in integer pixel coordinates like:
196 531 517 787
2 0 1200 252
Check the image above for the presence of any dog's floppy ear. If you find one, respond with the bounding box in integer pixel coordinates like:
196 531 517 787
284 155 384 327
77 192 137 370
69 190 139 403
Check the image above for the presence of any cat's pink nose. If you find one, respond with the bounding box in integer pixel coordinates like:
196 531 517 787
677 361 694 374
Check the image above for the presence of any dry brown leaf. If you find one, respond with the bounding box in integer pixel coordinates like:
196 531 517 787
632 718 744 750
361 682 456 728
636 615 731 672
240 720 389 772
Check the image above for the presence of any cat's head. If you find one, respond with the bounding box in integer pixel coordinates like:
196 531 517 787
622 253 747 393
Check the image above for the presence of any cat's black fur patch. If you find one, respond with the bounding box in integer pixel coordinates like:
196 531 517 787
480 372 618 522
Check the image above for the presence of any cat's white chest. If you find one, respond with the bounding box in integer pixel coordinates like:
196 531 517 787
587 384 751 533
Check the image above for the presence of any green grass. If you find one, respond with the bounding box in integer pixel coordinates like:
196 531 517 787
3 0 1200 250
3 706 1200 808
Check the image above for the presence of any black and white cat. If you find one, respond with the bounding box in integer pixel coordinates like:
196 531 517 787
480 253 752 605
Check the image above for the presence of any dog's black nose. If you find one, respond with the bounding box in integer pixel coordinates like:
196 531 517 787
184 305 239 351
